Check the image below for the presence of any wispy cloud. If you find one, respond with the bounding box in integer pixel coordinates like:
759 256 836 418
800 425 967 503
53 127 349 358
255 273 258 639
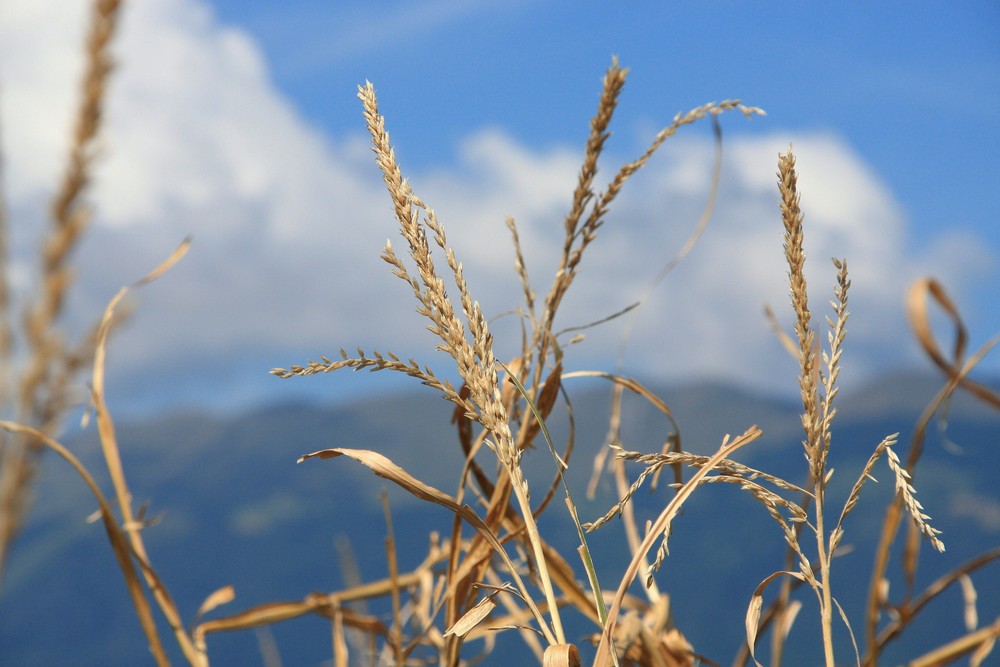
233 0 528 75
1 0 994 414
949 490 1000 534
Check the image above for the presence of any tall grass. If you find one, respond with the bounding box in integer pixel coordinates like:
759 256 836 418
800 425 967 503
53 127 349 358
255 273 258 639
1 2 998 665
0 0 125 583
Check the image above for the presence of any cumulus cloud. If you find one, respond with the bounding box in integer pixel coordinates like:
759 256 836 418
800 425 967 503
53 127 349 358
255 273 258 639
416 128 994 395
1 0 993 414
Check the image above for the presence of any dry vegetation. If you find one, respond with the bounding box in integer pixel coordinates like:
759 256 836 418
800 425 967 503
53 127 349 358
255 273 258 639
1 1 999 665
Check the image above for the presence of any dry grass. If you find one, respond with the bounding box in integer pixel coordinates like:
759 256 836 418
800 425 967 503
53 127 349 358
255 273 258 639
0 0 124 582
1 2 998 666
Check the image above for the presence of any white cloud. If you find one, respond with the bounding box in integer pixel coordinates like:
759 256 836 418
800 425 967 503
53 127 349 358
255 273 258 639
1 0 994 414
0 0 87 201
419 129 994 395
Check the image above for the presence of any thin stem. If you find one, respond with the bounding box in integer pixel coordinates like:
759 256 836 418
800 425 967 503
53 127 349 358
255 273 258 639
814 483 835 666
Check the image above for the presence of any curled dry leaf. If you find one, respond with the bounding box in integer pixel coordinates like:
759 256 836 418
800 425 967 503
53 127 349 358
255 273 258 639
746 570 808 667
444 593 496 638
300 447 471 514
542 643 581 667
906 278 1000 409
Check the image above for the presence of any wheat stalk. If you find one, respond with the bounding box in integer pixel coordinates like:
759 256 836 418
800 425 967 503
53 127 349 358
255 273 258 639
278 81 569 648
884 444 945 554
778 146 837 666
0 0 124 584
829 433 897 555
778 148 821 480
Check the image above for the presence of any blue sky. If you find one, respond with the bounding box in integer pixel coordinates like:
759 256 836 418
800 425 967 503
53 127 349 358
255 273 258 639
221 1 1000 250
211 0 1000 246
1 0 998 415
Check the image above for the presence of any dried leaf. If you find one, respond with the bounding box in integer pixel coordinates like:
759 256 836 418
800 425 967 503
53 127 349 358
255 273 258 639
444 594 496 638
959 573 978 631
299 447 466 512
746 571 807 667
542 644 581 667
197 585 236 618
85 237 201 665
452 383 474 455
906 278 1000 409
563 371 675 421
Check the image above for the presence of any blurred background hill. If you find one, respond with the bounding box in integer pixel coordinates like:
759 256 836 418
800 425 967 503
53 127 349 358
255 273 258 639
2 372 997 665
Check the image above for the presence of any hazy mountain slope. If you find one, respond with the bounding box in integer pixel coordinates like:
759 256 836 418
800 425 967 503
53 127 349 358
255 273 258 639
1 373 997 665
